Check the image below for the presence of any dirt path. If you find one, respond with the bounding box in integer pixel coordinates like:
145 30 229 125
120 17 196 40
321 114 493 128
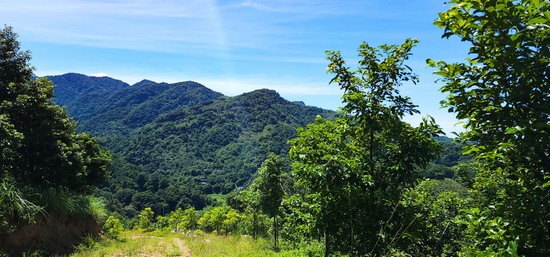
174 237 193 257
106 235 193 257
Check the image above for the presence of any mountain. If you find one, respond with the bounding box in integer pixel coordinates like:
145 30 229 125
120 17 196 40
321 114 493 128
46 73 336 217
46 73 464 219
72 80 224 138
49 74 224 138
48 73 130 107
109 89 336 193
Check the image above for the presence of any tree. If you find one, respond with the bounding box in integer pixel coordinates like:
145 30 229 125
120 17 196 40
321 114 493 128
181 207 198 231
169 208 184 233
0 26 32 97
401 180 470 255
289 38 442 256
138 207 154 230
248 153 286 249
0 115 22 176
0 25 32 176
198 206 241 235
428 0 550 254
234 190 261 239
103 216 124 239
0 26 110 194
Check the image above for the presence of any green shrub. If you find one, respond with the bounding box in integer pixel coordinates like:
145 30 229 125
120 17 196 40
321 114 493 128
103 216 124 239
154 215 170 230
26 187 107 220
138 207 154 230
181 207 198 231
198 206 242 235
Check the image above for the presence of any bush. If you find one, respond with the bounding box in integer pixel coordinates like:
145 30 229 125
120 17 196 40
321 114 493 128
103 216 123 239
198 206 242 235
138 207 154 230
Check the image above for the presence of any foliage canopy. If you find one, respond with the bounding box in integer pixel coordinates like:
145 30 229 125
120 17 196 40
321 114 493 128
289 38 442 256
0 26 110 194
429 0 550 254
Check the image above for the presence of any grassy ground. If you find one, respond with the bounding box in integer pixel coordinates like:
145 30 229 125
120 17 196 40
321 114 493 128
70 230 323 257
69 231 190 257
206 194 226 205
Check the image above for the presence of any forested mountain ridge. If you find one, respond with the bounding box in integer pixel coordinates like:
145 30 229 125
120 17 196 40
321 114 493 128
48 74 224 138
48 72 130 107
45 73 465 219
70 80 224 138
111 89 337 193
45 73 336 216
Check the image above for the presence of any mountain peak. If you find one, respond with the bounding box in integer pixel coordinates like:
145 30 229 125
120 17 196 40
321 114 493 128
234 88 288 106
132 79 157 87
47 73 129 106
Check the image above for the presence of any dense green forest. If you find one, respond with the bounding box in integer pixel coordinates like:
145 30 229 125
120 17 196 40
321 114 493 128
3 0 550 256
47 72 338 217
45 71 468 220
48 74 225 139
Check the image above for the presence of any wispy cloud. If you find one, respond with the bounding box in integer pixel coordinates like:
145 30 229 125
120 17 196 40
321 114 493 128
6 0 213 18
3 0 372 53
233 0 368 15
237 0 286 12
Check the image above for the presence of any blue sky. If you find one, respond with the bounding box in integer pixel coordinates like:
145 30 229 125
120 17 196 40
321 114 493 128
2 0 470 135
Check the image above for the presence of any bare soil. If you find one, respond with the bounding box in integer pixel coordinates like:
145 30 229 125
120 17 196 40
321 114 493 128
0 214 102 256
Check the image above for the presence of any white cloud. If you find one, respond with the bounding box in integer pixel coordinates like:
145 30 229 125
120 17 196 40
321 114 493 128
83 72 339 97
198 78 339 96
91 72 108 77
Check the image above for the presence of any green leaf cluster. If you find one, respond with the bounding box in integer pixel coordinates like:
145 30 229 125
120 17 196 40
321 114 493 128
429 0 550 254
138 207 154 230
0 26 110 193
198 206 242 235
103 216 124 239
288 39 443 256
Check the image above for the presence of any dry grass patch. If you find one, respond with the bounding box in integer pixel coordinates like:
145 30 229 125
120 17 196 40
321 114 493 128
183 234 285 257
70 231 192 257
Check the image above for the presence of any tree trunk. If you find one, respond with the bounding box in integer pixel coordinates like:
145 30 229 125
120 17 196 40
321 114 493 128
370 130 374 173
325 230 330 257
253 213 258 240
349 201 354 253
274 215 279 251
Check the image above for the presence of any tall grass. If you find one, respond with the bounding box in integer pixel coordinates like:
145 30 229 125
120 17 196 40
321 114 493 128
1 179 109 256
0 178 43 226
27 187 108 222
0 177 108 234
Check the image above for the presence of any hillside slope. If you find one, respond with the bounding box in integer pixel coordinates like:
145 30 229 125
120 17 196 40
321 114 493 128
47 73 336 216
97 89 336 216
49 74 224 138
48 72 130 107
111 89 336 193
